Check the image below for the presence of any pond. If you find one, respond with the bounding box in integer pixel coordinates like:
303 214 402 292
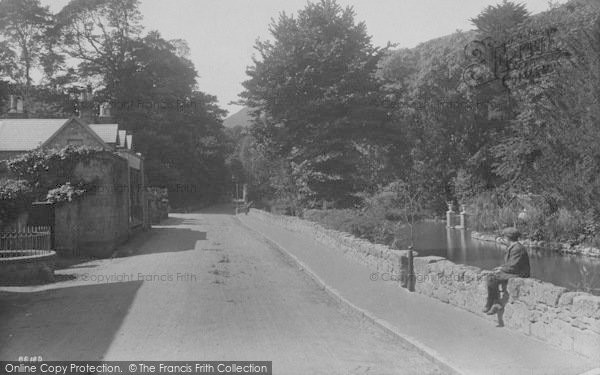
395 221 600 296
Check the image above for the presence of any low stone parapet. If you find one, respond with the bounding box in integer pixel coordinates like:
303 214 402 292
247 209 412 284
248 209 600 360
414 256 600 360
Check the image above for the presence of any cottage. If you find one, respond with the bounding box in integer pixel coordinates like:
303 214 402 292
0 116 147 257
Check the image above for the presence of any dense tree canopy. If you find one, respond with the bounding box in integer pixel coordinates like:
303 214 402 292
235 0 600 220
241 0 399 206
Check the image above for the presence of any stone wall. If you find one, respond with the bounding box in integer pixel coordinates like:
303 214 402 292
54 200 81 256
54 153 130 258
0 250 56 284
248 209 600 361
248 209 411 282
414 256 600 360
147 187 169 224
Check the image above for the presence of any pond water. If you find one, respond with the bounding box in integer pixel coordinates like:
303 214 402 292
395 221 600 296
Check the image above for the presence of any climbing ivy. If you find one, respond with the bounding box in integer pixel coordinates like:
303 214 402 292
6 145 104 197
0 146 106 227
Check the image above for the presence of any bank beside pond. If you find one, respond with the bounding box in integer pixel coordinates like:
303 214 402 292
300 208 600 295
472 231 600 258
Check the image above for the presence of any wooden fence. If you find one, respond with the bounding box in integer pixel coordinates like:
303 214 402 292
0 226 52 255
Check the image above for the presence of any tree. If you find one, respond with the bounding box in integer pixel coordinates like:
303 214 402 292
492 0 600 213
56 0 143 97
118 31 197 103
0 0 53 93
54 0 232 206
241 0 392 207
470 0 529 40
113 33 228 205
380 30 505 210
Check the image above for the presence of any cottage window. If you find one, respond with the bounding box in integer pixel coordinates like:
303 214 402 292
67 139 84 145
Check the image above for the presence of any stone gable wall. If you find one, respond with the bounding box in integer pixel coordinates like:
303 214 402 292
45 120 106 150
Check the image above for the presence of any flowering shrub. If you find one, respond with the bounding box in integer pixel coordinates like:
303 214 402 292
46 182 86 203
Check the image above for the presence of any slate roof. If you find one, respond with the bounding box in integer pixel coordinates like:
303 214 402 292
0 119 133 152
89 124 119 144
0 119 68 151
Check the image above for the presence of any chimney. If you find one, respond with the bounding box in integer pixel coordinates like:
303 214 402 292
77 89 96 123
6 95 27 118
97 101 114 123
8 95 17 113
99 102 111 118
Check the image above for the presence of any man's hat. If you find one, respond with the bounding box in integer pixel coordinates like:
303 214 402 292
502 227 520 241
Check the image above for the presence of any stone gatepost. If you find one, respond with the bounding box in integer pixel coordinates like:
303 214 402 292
391 250 408 288
446 202 455 228
459 204 468 230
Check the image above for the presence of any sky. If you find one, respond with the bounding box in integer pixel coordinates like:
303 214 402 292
43 0 565 117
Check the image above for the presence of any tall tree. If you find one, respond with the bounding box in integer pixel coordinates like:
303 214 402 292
0 0 53 93
470 0 529 40
241 0 393 207
107 31 229 206
56 0 143 98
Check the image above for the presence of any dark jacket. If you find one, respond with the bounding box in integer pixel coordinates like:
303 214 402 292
500 242 530 277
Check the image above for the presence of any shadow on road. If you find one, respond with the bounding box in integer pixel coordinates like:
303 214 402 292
114 216 208 258
0 281 143 360
186 204 236 215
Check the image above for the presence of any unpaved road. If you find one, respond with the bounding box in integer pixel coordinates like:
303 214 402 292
1 206 443 374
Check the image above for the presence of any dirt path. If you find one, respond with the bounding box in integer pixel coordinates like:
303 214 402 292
1 207 443 374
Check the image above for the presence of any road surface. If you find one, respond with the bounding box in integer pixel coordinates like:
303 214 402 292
0 206 443 374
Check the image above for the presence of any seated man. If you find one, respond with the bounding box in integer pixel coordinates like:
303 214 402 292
484 227 530 315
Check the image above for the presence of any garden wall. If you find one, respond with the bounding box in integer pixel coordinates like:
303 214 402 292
53 153 130 258
0 250 56 284
248 209 600 361
414 256 600 360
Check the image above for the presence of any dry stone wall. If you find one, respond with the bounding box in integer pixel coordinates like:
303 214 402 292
249 209 600 361
409 255 600 361
248 209 411 282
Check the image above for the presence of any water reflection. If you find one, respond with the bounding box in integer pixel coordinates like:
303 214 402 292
395 221 600 295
